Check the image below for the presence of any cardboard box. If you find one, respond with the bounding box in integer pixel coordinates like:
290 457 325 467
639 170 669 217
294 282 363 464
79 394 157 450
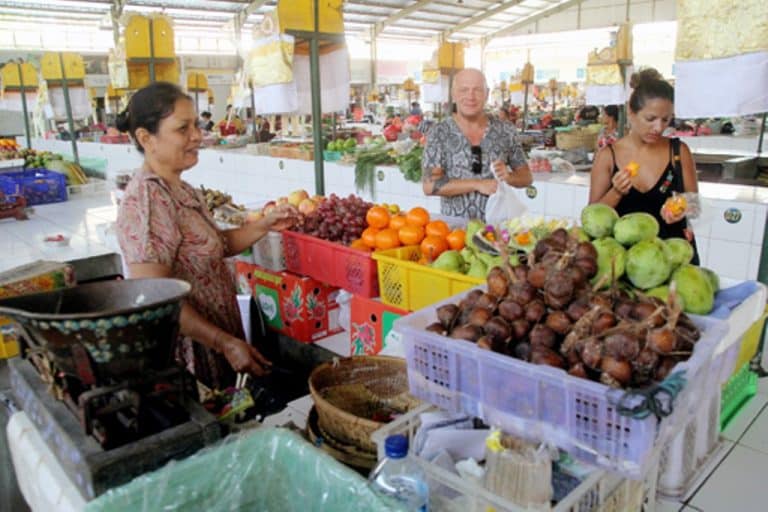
0 260 75 359
0 260 75 299
236 262 341 343
349 295 407 356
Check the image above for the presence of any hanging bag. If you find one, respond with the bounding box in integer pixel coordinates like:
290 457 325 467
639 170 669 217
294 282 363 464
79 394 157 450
484 172 527 225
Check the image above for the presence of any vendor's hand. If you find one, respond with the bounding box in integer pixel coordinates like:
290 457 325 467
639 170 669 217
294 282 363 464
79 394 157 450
475 179 498 196
492 160 509 182
222 338 272 376
264 203 299 232
611 168 632 196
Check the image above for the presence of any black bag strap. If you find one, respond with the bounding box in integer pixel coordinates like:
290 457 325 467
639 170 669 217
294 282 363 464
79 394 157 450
670 137 684 193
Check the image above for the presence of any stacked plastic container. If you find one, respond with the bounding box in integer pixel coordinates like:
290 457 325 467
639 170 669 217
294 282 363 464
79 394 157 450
394 286 729 480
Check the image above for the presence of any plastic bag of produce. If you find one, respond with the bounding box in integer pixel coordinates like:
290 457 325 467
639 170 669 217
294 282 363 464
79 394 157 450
485 178 527 226
246 33 295 87
85 428 403 512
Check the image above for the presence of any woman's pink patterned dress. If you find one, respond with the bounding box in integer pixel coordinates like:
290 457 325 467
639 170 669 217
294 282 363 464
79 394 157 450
117 168 242 389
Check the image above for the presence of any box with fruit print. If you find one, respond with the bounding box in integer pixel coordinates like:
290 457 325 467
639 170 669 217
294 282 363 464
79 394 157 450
349 295 407 356
237 262 342 343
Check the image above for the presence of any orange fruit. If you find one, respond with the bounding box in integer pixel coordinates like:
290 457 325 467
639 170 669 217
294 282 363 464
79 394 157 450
350 238 371 251
361 227 380 248
398 224 425 246
425 220 450 238
374 228 401 250
389 214 407 230
420 235 449 261
405 206 430 227
366 206 390 228
446 229 466 250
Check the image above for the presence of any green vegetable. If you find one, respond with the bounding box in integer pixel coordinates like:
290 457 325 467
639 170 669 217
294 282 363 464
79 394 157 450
396 145 423 182
354 147 394 198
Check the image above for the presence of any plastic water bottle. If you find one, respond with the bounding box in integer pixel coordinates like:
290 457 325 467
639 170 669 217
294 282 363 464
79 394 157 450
369 434 429 511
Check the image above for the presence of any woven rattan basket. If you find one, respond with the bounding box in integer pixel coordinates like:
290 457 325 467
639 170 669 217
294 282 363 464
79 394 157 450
555 128 599 150
309 356 419 453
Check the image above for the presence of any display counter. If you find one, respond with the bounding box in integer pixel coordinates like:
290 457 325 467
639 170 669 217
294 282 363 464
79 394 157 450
24 138 768 283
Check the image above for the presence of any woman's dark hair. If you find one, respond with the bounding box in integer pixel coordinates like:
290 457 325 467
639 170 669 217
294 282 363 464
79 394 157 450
604 105 619 122
628 68 673 113
115 82 191 153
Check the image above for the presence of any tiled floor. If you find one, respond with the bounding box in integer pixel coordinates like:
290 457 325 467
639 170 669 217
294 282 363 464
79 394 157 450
3 193 768 511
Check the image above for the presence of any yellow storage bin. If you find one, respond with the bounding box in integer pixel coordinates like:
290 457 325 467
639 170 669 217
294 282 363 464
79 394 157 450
40 52 85 81
0 317 20 359
128 61 179 89
371 246 484 312
438 42 464 71
277 0 344 34
1 62 38 89
187 72 208 92
125 15 175 59
732 306 768 377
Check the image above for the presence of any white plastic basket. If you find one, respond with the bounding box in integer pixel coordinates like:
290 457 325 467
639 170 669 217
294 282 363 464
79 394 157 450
67 178 108 196
372 404 658 512
394 286 728 478
253 231 286 272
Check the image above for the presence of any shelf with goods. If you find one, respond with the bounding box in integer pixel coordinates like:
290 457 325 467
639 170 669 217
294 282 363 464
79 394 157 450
23 136 768 284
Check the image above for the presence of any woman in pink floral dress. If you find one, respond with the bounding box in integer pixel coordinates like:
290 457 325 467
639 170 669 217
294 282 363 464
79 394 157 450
116 83 297 389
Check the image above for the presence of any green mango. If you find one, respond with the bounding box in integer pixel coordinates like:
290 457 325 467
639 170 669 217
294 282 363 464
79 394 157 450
467 259 487 279
465 219 485 252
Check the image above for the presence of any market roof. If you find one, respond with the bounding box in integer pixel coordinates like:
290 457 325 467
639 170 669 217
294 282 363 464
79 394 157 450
0 0 583 42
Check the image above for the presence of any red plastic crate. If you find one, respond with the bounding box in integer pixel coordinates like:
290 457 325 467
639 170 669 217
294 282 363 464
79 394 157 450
282 230 379 298
349 295 407 356
235 261 342 344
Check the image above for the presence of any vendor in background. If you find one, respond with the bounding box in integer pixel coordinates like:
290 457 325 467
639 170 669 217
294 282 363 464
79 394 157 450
218 104 245 135
115 82 298 389
198 111 214 132
410 101 423 116
497 109 510 122
589 68 699 263
422 68 532 219
596 105 619 149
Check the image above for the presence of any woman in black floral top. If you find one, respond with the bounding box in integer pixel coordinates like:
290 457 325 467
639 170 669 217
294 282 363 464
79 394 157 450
422 69 532 219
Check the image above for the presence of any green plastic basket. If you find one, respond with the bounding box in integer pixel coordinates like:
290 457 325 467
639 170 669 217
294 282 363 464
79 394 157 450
720 362 758 431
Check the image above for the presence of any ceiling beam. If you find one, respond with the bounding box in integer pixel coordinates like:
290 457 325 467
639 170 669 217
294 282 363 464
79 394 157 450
484 0 583 40
235 0 269 29
442 0 525 38
375 0 436 32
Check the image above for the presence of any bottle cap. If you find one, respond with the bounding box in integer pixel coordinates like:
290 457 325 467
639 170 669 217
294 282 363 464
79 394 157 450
384 434 408 458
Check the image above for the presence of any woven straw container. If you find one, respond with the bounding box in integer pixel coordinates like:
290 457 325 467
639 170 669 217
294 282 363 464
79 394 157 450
309 356 419 453
555 128 599 150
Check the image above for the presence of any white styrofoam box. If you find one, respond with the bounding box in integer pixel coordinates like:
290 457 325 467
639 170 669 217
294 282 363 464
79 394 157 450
707 240 750 281
748 246 762 281
695 236 710 267
6 411 88 512
708 201 756 244
544 182 576 219
713 279 768 358
751 204 767 245
237 293 252 342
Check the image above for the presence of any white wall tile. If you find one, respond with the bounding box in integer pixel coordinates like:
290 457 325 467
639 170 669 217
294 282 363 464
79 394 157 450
544 183 574 219
707 240 750 281
695 236 709 267
709 201 756 244
570 186 590 220
748 245 762 281
751 204 767 245
521 180 547 215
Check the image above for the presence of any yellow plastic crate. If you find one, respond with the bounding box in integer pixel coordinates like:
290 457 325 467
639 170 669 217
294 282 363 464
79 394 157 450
0 317 20 359
732 305 768 377
277 0 345 34
371 246 483 312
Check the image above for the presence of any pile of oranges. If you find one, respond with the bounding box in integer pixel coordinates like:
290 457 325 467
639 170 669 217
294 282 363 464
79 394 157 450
351 205 465 261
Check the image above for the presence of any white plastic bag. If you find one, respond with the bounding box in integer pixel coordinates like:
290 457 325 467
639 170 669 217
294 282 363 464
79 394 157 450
485 178 527 225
